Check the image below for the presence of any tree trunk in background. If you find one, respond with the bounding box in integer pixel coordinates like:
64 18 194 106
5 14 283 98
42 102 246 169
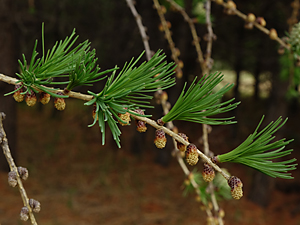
0 0 18 171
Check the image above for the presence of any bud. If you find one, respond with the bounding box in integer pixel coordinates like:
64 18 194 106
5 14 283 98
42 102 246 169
29 199 41 213
92 103 98 121
202 163 215 182
18 167 28 180
154 129 167 149
134 109 147 132
25 90 37 107
13 84 25 102
118 112 131 126
54 92 66 111
20 206 29 221
8 171 17 187
228 176 243 199
176 133 188 152
215 0 223 5
157 118 165 126
256 17 266 27
224 0 236 15
39 92 51 105
185 144 199 166
269 28 278 40
244 22 254 30
247 13 256 23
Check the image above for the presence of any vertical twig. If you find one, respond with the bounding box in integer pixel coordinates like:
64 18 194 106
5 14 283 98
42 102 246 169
125 0 153 61
0 112 38 225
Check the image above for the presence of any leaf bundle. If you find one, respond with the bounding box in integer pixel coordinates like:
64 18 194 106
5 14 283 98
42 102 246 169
218 116 297 179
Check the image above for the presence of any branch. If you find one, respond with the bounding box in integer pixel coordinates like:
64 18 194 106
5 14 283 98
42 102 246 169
165 0 206 74
0 73 231 181
0 112 38 224
125 0 153 61
212 0 290 49
153 0 183 78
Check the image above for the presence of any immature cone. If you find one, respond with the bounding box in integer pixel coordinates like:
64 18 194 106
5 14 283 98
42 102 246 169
134 109 147 132
247 13 256 23
256 17 266 27
39 91 51 105
176 133 188 152
13 84 25 102
18 166 28 180
8 171 17 187
54 92 66 111
118 112 131 126
185 144 199 166
269 28 278 40
202 163 215 182
92 103 98 120
29 199 41 213
228 176 243 199
25 90 37 107
20 206 29 221
154 129 167 149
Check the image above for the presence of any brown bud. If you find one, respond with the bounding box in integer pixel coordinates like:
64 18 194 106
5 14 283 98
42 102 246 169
92 103 98 121
18 167 28 180
39 92 51 105
8 171 17 187
247 13 256 23
25 90 37 107
54 92 66 111
157 118 165 126
29 199 41 213
178 60 184 69
118 112 131 126
185 144 199 166
161 91 168 101
256 17 266 27
13 84 25 102
269 28 278 40
161 5 167 14
20 206 29 221
211 156 219 164
228 176 243 199
202 163 215 182
154 129 167 149
215 0 223 5
136 120 147 132
176 133 188 152
226 0 236 9
134 109 147 132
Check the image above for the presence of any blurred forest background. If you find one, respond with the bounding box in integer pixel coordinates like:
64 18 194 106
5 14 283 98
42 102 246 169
0 0 300 224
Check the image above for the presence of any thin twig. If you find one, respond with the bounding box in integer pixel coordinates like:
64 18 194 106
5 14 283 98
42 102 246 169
125 0 153 61
212 0 290 49
152 0 183 78
166 0 206 74
0 113 38 225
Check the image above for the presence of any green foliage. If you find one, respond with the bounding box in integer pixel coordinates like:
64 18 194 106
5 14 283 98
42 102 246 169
218 116 297 179
6 25 114 98
162 72 239 125
85 51 176 147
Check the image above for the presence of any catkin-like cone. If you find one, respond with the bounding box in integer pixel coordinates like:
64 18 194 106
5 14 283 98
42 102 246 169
185 144 199 166
176 133 188 152
202 163 215 182
118 112 131 126
13 84 25 102
39 92 51 105
25 90 37 107
54 92 66 111
154 129 167 149
228 176 243 200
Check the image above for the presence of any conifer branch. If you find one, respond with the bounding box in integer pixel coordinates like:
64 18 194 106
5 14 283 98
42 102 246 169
0 113 38 225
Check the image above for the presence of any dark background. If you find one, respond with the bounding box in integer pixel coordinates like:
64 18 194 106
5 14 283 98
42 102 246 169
0 0 300 224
